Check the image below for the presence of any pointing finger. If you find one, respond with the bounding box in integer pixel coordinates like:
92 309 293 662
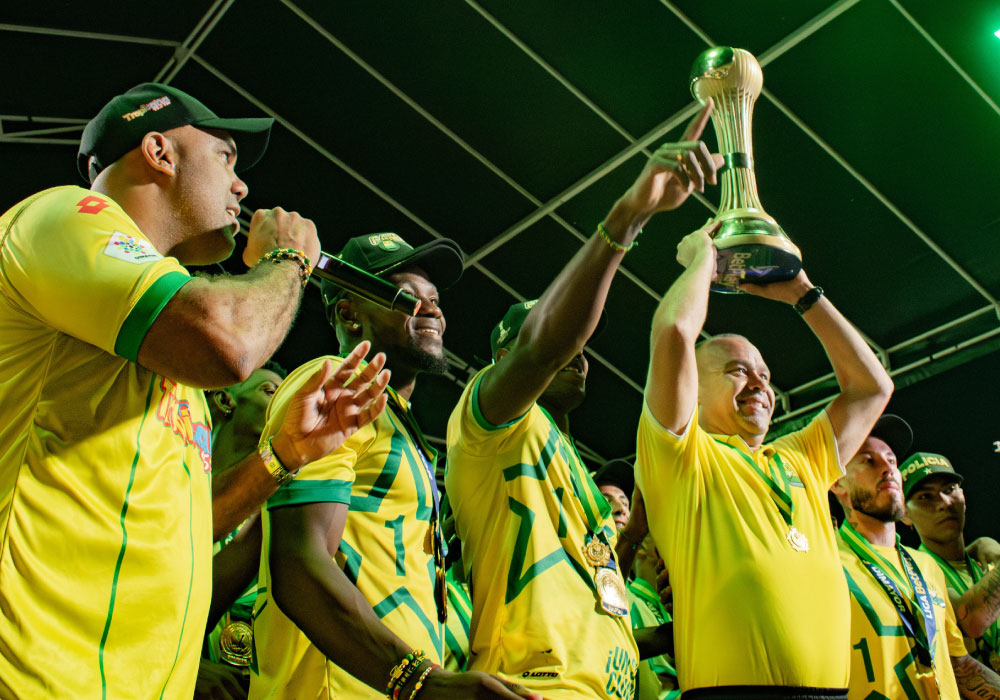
681 97 714 142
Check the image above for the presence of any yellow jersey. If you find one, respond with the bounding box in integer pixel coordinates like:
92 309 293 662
627 578 679 700
443 566 473 672
0 186 211 699
636 404 849 691
445 367 638 700
839 531 967 699
249 356 444 699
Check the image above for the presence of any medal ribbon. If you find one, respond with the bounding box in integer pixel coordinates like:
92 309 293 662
841 522 938 668
919 545 1000 655
385 388 448 623
713 439 794 528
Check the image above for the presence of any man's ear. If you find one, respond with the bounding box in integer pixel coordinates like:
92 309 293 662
336 300 361 331
140 131 178 177
210 389 235 417
829 479 848 506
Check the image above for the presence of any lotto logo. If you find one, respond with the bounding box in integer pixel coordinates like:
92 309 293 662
76 195 110 215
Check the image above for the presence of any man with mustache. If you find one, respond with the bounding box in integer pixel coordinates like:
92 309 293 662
637 217 894 698
902 452 1000 674
833 417 1000 699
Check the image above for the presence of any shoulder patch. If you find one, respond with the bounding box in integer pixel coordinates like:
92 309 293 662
103 231 163 264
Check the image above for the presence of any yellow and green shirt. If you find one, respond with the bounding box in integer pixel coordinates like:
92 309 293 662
839 532 967 699
636 404 849 691
445 367 638 700
249 356 444 700
0 186 210 699
443 566 473 672
627 578 679 700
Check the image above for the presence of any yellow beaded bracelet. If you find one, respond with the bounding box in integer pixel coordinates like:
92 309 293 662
407 663 437 700
597 221 640 253
260 247 312 288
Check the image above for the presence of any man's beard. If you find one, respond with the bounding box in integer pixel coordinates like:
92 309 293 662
398 337 449 375
850 484 904 523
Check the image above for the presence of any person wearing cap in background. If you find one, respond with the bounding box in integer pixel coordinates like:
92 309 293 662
594 459 680 700
832 415 1000 698
902 451 1000 674
249 233 539 700
0 83 391 699
443 102 721 700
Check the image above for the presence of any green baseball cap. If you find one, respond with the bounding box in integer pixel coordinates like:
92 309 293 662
490 300 607 359
78 82 274 182
900 452 963 498
320 232 464 323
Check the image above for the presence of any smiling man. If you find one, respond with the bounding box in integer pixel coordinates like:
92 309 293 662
902 452 1000 673
637 219 894 698
249 233 539 700
833 417 1000 699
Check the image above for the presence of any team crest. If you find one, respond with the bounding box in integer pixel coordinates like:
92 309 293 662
367 232 405 251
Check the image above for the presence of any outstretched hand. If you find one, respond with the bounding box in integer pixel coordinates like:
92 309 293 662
619 99 725 218
271 341 390 470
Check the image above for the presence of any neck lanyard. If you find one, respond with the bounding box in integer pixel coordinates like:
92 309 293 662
714 439 794 527
920 545 1000 653
841 522 937 669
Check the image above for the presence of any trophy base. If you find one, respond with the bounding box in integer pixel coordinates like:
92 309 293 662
711 233 803 293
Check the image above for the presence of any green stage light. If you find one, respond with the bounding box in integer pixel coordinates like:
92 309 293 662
995 28 1000 39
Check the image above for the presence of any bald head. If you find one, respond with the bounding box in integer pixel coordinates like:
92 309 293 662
695 334 775 446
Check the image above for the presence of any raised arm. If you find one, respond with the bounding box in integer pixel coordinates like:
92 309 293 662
951 564 1000 639
952 653 1000 699
479 100 722 426
644 222 718 433
741 273 893 464
138 208 321 388
211 343 390 540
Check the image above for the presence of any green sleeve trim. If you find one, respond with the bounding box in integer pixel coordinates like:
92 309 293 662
267 479 353 509
114 271 191 362
470 369 526 432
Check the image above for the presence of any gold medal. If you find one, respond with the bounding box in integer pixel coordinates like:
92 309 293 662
582 540 611 568
595 567 629 617
219 620 253 667
786 526 810 553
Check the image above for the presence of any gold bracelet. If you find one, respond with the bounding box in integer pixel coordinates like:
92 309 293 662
597 221 639 253
259 438 295 487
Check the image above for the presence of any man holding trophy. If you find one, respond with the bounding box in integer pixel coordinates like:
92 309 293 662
635 47 894 698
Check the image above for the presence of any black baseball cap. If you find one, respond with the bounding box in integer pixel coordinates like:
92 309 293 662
592 458 635 498
490 300 608 360
78 82 274 182
868 414 913 461
320 232 464 323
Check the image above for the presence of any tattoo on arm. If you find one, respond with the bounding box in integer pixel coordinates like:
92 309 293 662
952 654 1000 700
956 566 1000 637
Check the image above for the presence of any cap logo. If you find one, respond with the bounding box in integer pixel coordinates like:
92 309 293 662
524 300 537 310
496 320 510 344
901 454 950 477
367 233 405 251
122 96 172 122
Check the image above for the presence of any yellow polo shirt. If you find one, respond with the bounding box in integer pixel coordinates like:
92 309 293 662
0 186 210 699
636 404 848 691
446 367 638 700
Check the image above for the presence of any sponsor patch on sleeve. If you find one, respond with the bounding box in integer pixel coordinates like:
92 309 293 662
103 231 163 264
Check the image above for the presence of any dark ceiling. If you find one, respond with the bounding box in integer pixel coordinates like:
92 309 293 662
3 1 998 538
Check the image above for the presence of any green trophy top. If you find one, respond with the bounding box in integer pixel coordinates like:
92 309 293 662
689 46 735 87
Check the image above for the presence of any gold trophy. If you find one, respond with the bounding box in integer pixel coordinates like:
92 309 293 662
690 47 802 293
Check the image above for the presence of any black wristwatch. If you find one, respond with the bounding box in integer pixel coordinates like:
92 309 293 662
793 286 824 315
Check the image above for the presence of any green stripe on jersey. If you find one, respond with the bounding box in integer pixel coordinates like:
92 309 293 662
268 479 353 509
471 372 524 431
114 271 191 363
99 374 157 699
157 457 195 699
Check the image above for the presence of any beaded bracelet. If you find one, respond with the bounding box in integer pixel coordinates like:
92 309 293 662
597 221 640 253
260 248 312 288
386 650 428 699
407 663 438 700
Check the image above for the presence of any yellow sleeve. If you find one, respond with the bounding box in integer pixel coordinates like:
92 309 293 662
0 187 191 362
260 356 364 508
451 366 539 458
942 576 973 658
770 410 843 487
635 400 701 494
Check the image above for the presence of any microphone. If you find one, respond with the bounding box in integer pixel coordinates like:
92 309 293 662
312 252 420 316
